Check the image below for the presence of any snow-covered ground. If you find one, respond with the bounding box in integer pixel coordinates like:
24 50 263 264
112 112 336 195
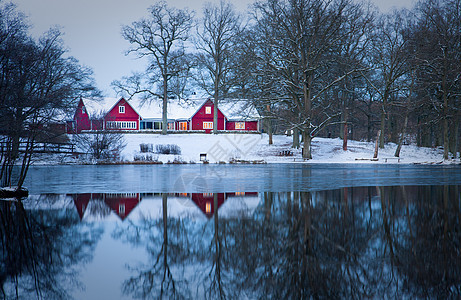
53 133 460 165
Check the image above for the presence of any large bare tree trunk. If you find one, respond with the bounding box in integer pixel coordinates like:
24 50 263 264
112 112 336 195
394 114 408 157
455 115 460 158
266 105 272 145
442 55 449 160
267 119 273 145
379 105 386 149
302 131 312 159
162 77 168 135
213 77 219 134
293 128 300 149
374 130 381 159
343 120 348 151
213 98 218 134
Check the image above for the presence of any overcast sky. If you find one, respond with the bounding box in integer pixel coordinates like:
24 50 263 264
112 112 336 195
14 0 415 97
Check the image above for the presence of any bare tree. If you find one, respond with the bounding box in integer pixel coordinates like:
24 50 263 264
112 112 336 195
252 0 374 159
0 3 99 190
410 0 461 159
73 130 126 161
117 1 194 135
195 0 244 134
366 10 412 149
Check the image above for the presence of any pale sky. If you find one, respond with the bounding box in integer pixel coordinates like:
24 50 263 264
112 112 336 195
13 0 415 96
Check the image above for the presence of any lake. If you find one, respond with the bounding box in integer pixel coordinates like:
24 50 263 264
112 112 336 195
1 164 461 299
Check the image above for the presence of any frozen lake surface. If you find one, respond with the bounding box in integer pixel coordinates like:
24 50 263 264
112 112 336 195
22 163 461 194
3 164 461 299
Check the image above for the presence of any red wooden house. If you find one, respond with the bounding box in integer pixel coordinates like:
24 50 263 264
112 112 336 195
185 99 260 133
104 98 140 131
190 99 226 133
67 97 260 133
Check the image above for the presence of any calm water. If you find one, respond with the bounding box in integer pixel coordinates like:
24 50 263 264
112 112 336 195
2 164 461 299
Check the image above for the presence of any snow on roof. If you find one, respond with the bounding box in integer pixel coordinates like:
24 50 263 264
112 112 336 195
83 97 116 118
82 97 260 121
83 97 199 120
127 195 207 221
219 100 260 120
219 194 261 218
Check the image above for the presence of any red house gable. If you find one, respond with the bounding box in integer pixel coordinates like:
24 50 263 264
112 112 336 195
73 99 91 133
191 193 226 218
104 98 140 130
104 193 141 221
71 193 141 221
72 193 92 220
190 99 226 133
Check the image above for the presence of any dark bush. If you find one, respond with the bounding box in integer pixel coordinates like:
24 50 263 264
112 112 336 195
140 143 153 153
155 144 181 155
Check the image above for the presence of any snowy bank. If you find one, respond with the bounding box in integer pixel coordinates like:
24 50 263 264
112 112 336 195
44 133 460 165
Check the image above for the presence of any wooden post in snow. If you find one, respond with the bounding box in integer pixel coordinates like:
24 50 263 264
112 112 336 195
374 130 381 159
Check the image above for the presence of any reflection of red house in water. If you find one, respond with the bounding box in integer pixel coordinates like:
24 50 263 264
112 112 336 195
71 193 141 220
191 193 226 218
72 192 258 220
188 192 258 218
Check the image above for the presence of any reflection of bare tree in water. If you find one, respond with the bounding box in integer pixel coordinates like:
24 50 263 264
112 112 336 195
113 194 190 299
86 199 112 219
0 200 102 299
202 193 228 300
110 186 461 298
228 190 380 298
389 185 461 298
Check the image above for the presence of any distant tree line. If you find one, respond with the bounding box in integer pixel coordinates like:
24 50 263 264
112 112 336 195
0 1 99 189
114 0 460 159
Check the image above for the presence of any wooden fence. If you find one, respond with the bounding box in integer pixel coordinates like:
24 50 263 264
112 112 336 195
0 142 76 154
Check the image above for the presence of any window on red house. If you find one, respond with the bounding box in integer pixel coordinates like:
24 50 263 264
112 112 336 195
205 106 211 114
119 106 125 113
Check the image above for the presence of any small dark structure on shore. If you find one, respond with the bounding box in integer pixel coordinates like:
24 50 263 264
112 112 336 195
0 187 29 199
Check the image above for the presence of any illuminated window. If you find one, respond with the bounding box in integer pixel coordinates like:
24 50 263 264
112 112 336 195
119 106 125 113
235 122 245 129
179 122 187 130
168 122 175 130
235 192 245 196
205 202 211 213
203 122 213 129
205 106 211 114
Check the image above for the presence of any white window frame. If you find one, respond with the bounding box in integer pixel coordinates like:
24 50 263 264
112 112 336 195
205 106 211 114
235 122 245 130
203 122 213 129
119 105 125 113
106 121 136 129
